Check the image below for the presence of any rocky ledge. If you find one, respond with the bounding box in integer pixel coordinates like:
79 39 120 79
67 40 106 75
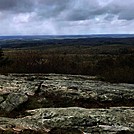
0 74 133 133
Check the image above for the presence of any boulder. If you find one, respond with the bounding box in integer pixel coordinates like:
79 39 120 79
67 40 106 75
0 93 28 112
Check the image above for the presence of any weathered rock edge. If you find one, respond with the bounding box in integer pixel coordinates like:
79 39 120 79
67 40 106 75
0 74 134 113
0 107 133 134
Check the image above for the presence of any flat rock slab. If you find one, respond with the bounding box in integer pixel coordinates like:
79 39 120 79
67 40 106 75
0 74 133 108
0 74 40 95
0 107 133 133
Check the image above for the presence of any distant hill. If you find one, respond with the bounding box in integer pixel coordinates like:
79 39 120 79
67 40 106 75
0 34 134 40
0 34 134 49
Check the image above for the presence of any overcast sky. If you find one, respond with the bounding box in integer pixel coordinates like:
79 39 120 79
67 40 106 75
0 0 133 35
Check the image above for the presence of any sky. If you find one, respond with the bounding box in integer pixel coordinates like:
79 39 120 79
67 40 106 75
0 0 134 35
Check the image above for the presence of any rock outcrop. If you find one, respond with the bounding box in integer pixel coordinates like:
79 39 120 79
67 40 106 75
0 74 134 109
0 107 133 133
0 93 28 112
0 74 133 133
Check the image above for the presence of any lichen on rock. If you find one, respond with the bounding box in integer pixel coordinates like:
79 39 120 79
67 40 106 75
0 74 133 134
0 93 28 112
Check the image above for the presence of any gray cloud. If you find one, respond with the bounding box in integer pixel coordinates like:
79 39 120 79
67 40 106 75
35 0 71 19
0 0 134 35
103 0 134 20
0 0 34 13
0 0 17 10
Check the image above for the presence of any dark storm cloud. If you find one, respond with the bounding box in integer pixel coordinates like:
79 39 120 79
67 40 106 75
0 0 71 15
0 0 134 35
0 0 34 13
61 0 106 21
34 0 105 21
0 0 17 10
0 0 133 21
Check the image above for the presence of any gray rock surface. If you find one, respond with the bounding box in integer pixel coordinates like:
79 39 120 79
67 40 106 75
0 107 133 133
0 96 4 103
36 74 134 108
0 93 28 112
0 74 133 133
0 74 133 108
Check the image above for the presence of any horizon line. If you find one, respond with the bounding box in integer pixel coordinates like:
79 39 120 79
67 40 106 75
0 33 134 37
